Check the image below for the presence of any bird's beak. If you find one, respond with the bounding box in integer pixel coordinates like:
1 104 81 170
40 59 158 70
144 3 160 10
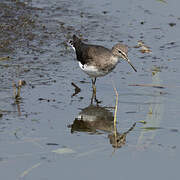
123 55 137 72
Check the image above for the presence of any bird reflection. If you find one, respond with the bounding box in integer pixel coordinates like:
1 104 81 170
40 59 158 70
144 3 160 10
69 104 136 148
108 123 136 148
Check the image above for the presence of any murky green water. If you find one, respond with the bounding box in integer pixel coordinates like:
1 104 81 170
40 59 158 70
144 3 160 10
0 0 180 179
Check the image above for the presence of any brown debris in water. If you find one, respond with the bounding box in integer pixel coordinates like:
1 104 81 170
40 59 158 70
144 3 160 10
129 83 165 89
134 40 151 53
169 22 176 27
13 80 26 101
71 82 81 97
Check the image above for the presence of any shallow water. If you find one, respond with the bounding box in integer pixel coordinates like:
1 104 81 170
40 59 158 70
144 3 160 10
0 0 180 179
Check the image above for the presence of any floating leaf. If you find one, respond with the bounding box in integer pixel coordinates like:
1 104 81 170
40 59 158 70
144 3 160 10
129 84 165 89
138 120 147 124
0 56 10 61
141 127 162 130
156 0 167 3
52 148 75 154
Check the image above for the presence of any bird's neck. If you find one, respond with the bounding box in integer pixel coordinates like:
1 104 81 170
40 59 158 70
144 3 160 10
111 55 119 65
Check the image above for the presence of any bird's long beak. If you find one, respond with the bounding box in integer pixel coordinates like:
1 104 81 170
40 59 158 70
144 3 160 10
123 55 137 72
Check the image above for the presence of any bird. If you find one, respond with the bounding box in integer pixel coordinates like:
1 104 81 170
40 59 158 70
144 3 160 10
69 35 137 94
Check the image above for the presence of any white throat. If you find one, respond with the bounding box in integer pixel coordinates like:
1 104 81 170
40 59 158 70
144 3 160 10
111 56 119 65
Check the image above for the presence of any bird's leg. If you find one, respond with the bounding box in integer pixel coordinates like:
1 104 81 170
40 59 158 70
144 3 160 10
91 78 101 105
91 92 95 104
92 78 96 94
91 78 96 104
93 77 97 84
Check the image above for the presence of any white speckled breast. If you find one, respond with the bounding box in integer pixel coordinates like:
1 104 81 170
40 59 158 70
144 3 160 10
78 60 119 78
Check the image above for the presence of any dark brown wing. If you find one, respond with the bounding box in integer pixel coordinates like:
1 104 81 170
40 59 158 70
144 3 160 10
72 35 111 66
72 35 84 63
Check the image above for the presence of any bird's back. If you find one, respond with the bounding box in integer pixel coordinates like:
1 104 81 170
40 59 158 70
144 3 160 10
72 35 113 67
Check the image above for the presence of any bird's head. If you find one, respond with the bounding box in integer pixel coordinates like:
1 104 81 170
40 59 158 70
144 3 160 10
112 43 137 72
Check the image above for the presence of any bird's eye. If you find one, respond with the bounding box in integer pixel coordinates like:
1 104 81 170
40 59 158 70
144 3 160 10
118 50 122 54
69 40 73 45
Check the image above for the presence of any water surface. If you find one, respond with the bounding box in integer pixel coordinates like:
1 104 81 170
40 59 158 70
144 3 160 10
0 0 180 179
